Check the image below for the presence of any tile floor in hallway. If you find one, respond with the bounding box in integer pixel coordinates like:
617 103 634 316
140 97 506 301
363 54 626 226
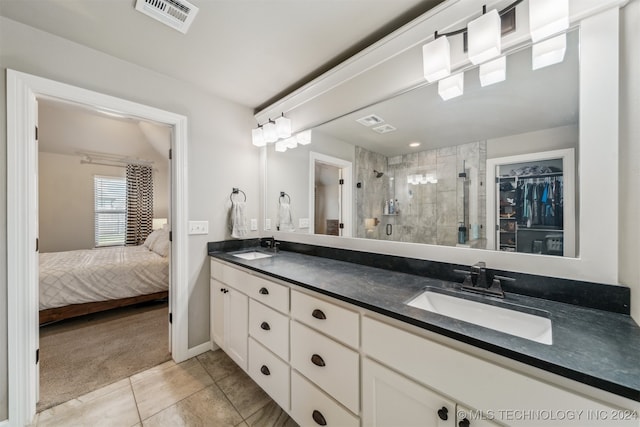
32 349 299 427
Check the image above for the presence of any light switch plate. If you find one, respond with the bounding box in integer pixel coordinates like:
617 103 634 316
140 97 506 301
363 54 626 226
188 220 209 235
299 218 310 228
250 218 258 231
265 219 271 230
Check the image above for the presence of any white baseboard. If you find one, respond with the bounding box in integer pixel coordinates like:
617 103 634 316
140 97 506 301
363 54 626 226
185 341 214 359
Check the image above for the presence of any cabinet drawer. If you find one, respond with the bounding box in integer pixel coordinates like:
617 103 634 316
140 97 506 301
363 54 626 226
249 299 289 361
246 274 289 314
248 338 290 412
210 259 250 294
291 290 359 348
291 370 359 427
290 321 359 414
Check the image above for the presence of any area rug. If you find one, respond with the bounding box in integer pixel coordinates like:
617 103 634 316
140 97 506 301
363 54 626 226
38 300 171 412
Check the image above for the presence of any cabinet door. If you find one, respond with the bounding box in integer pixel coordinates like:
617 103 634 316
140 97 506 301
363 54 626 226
362 358 455 427
225 287 249 371
210 278 226 348
457 405 502 427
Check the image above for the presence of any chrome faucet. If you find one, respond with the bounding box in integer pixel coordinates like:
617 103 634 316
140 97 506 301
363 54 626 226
455 261 508 298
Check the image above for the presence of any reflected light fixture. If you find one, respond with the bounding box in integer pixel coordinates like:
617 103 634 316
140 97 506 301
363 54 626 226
529 0 569 43
438 72 464 100
532 33 566 70
409 142 421 148
274 140 288 152
296 130 312 145
422 34 451 82
467 8 501 65
263 119 278 143
275 114 292 139
251 126 265 147
479 56 506 87
284 137 297 149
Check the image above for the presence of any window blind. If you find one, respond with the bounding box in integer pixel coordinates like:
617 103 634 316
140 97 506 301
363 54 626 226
94 175 127 247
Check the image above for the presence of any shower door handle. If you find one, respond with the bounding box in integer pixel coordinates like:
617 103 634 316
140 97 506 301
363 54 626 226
386 223 392 236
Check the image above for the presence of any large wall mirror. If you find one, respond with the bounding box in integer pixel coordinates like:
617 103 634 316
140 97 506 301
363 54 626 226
266 29 579 258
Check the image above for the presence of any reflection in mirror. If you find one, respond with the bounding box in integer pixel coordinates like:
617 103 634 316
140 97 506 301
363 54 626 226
266 29 579 258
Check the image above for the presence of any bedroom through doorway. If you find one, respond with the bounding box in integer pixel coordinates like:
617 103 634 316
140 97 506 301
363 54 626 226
36 98 173 411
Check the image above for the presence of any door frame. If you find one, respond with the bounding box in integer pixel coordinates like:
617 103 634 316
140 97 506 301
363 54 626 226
308 152 353 237
6 69 190 426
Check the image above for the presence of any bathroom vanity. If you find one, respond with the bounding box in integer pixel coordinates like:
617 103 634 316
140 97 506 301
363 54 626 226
209 242 639 427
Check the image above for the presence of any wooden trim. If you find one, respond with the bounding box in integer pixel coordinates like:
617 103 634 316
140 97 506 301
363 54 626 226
39 292 168 325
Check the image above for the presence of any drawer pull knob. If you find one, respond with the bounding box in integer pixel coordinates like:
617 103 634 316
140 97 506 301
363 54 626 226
259 287 269 295
260 365 270 376
312 410 327 426
458 418 470 427
260 321 271 331
312 309 326 320
437 406 448 421
311 354 326 367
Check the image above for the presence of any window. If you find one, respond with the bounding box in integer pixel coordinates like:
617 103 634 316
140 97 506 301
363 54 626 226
94 175 126 247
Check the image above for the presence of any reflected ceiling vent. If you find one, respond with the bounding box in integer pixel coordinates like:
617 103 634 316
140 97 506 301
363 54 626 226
135 0 199 34
372 124 397 134
356 114 385 127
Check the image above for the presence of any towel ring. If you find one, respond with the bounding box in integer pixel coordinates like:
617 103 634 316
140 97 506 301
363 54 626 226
279 191 291 205
230 188 247 202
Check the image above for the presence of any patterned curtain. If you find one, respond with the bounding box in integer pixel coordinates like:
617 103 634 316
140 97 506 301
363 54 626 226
126 164 154 246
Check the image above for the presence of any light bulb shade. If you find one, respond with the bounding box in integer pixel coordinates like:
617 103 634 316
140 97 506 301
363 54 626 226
274 140 288 152
263 121 278 143
468 9 501 65
529 0 569 43
532 34 566 70
251 127 266 147
296 130 312 145
438 72 464 100
284 137 297 149
275 115 292 139
479 56 506 87
422 36 451 82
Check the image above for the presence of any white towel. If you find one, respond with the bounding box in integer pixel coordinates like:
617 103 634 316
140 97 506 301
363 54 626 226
278 202 295 232
230 201 248 238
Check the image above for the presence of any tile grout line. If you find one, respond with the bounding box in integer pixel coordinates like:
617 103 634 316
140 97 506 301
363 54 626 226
197 356 250 423
128 377 143 427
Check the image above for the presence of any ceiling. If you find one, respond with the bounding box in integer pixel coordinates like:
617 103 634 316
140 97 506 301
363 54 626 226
0 0 445 111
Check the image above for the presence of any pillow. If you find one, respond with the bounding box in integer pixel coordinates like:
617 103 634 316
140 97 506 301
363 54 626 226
143 229 162 248
150 228 170 257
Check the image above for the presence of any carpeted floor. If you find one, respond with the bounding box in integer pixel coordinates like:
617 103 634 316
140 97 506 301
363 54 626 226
38 300 171 412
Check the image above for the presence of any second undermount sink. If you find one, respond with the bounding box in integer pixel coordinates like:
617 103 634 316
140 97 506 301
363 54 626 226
232 251 274 260
407 289 553 345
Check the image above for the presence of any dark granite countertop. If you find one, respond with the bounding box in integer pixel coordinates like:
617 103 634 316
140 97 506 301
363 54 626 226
209 246 640 403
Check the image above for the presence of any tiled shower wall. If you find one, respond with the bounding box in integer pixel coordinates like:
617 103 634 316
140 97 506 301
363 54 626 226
355 142 487 247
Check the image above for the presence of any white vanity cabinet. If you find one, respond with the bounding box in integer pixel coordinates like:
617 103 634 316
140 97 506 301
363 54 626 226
210 261 249 370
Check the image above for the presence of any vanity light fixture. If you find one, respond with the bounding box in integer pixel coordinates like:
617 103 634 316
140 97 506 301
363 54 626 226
275 114 292 139
529 0 569 43
274 140 288 152
284 136 298 149
422 34 451 82
532 33 566 70
479 56 506 87
263 119 278 143
438 72 464 100
251 126 266 147
467 8 502 65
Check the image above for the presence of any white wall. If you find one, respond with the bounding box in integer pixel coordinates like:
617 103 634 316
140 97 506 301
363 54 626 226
0 16 259 420
619 0 640 322
487 125 579 159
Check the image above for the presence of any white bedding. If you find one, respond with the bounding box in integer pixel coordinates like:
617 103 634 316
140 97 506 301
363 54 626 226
39 245 169 310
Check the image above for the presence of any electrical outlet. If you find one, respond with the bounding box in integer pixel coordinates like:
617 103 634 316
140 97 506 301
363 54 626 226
188 220 209 235
250 218 258 231
265 219 271 230
299 218 310 228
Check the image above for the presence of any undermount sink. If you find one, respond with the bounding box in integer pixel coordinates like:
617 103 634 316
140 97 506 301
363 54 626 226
232 251 274 260
407 289 553 345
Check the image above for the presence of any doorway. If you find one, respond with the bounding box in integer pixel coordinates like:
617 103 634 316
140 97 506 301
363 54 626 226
7 69 190 426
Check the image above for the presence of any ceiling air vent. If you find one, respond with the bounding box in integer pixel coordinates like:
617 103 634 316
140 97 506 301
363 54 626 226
372 124 397 134
135 0 199 34
356 114 385 127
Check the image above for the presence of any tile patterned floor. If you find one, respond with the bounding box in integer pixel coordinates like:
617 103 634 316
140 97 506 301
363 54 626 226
32 350 299 427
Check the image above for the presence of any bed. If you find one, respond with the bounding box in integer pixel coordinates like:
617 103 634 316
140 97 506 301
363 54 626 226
39 230 170 324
